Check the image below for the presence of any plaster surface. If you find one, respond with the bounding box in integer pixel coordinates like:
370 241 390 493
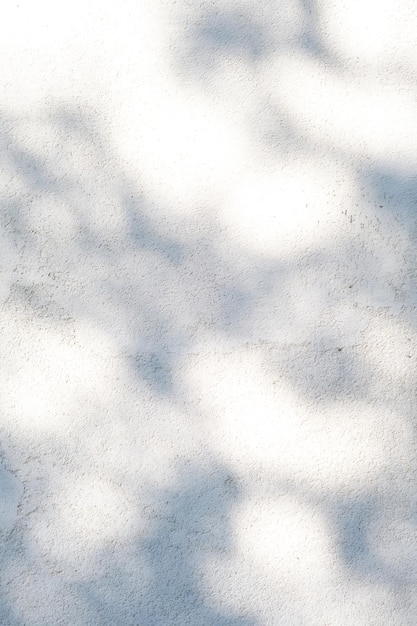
1 0 417 624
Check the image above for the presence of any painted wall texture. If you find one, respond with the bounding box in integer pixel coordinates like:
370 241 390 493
1 0 417 624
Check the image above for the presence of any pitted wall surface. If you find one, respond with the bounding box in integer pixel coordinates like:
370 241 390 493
1 1 417 624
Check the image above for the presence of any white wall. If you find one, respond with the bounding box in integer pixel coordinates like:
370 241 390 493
1 0 417 623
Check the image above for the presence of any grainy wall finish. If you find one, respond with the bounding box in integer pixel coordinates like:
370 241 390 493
1 0 417 624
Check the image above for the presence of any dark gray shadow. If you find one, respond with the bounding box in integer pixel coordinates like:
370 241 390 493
75 464 254 625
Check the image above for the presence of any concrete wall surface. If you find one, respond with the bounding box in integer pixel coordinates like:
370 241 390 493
1 0 417 624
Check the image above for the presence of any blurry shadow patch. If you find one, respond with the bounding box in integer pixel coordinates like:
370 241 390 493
198 10 270 60
221 285 251 330
140 464 255 625
52 104 102 144
252 100 314 157
9 147 61 193
123 194 184 265
181 8 273 80
76 464 255 625
269 342 366 404
133 350 173 394
299 0 332 60
363 167 417 232
331 496 411 586
335 498 374 571
176 1 335 88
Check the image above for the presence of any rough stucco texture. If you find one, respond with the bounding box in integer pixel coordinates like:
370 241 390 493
1 0 417 624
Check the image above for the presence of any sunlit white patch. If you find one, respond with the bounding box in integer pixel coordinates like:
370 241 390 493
1 318 120 434
268 54 417 166
222 160 354 255
31 476 142 577
362 312 417 381
323 0 417 68
235 495 334 576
